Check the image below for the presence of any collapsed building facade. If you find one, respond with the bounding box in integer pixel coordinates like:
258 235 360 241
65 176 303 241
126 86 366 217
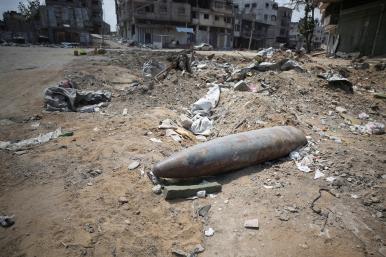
233 0 280 49
318 0 386 56
39 0 104 44
116 0 234 49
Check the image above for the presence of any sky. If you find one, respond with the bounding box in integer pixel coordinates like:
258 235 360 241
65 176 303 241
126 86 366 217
0 0 319 31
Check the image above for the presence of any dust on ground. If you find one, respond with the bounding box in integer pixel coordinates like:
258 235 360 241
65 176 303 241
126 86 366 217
0 46 385 257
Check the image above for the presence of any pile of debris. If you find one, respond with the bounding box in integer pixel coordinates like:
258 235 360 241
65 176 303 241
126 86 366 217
43 79 111 112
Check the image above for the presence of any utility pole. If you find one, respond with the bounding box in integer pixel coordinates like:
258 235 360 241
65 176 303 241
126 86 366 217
248 16 255 50
101 0 105 48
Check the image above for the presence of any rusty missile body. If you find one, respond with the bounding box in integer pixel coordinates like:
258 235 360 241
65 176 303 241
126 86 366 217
153 126 307 178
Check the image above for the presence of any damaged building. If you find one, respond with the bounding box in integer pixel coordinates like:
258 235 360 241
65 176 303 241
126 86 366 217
318 0 386 57
233 0 279 49
273 6 292 47
115 0 234 49
40 0 104 44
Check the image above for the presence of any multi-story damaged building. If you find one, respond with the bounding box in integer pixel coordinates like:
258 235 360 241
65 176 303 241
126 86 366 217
116 0 233 49
273 6 292 46
191 1 234 49
232 0 278 49
317 0 386 56
40 0 103 44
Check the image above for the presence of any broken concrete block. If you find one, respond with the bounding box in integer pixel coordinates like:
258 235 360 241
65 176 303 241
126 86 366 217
244 219 259 229
164 182 222 200
234 80 250 91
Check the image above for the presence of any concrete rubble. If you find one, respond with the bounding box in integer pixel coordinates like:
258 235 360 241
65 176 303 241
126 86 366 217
0 44 385 257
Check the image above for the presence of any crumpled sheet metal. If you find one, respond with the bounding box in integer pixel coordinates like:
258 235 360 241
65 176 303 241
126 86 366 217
153 126 307 178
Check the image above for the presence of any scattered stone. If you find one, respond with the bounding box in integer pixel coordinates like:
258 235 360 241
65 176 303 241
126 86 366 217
118 196 128 204
198 205 211 217
371 196 380 204
122 108 128 116
285 206 298 213
197 63 208 69
193 244 205 253
84 223 95 233
279 212 289 221
180 114 193 130
234 80 250 91
335 106 347 113
152 184 162 194
374 62 386 71
358 112 369 120
150 138 162 143
244 218 259 229
197 190 206 198
166 129 182 142
15 150 28 155
224 199 229 204
204 227 215 237
332 177 345 187
128 161 140 170
164 182 222 200
171 248 189 257
354 62 370 70
0 215 15 227
376 211 384 219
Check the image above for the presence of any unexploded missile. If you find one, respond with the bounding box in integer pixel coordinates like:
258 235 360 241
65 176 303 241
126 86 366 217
153 126 307 178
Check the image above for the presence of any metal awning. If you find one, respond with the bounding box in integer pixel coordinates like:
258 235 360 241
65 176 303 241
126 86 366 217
176 27 194 34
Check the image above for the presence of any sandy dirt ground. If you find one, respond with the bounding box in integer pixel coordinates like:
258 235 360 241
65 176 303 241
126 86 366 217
0 46 385 257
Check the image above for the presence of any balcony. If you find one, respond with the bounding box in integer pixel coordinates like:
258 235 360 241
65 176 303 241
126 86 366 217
134 2 191 23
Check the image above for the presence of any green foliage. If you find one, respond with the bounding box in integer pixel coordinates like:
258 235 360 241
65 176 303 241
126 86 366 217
290 0 317 52
18 0 40 21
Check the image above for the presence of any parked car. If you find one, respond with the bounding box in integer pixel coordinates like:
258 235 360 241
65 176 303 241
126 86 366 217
193 43 213 51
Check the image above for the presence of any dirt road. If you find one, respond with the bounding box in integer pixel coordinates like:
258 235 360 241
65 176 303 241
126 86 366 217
0 46 385 257
0 46 75 118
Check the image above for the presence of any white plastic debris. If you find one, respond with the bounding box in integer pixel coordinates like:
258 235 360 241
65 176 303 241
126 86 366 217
289 151 301 161
296 155 314 173
0 128 62 151
149 138 162 143
204 227 215 237
197 190 206 198
326 176 336 183
296 163 311 173
190 85 220 135
314 169 325 179
165 129 182 142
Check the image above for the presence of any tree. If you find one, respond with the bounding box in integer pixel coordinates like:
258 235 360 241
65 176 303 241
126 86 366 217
18 0 40 21
290 0 317 53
